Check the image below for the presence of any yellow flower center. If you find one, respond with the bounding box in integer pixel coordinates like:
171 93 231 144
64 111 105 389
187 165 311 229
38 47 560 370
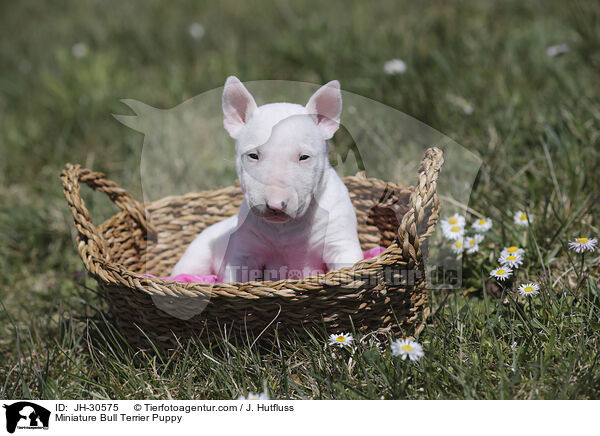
450 225 460 232
523 286 534 293
507 255 517 261
520 213 527 221
470 239 476 245
577 238 588 244
507 246 519 253
336 336 346 342
455 241 463 248
478 219 487 225
497 269 506 275
401 344 413 351
449 217 458 224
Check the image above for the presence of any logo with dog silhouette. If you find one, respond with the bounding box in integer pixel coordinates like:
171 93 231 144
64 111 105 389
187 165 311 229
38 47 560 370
3 402 50 433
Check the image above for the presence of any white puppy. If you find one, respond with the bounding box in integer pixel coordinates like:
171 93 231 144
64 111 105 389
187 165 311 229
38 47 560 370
171 77 363 282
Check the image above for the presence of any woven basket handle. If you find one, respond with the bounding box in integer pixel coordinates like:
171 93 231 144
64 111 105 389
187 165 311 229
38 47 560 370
61 164 156 264
396 147 444 267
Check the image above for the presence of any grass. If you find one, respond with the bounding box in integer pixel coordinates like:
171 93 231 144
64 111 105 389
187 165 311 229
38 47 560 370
1 0 599 399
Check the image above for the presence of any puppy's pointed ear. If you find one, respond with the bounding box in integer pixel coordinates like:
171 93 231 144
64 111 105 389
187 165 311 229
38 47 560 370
222 76 258 139
306 80 342 139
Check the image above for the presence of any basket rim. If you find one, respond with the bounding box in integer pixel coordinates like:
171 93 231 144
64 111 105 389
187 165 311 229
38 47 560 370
93 237 408 297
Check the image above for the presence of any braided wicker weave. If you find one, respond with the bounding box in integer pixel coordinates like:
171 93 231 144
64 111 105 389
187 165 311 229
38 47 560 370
61 147 443 350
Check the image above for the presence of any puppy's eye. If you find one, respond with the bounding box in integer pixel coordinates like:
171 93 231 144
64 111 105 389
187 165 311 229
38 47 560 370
248 153 259 161
299 154 310 161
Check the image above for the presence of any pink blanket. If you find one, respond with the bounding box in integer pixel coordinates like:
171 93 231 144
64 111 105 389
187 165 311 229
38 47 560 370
143 246 386 283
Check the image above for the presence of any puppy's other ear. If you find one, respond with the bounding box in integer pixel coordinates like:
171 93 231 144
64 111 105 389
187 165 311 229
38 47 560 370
222 76 258 139
306 80 342 139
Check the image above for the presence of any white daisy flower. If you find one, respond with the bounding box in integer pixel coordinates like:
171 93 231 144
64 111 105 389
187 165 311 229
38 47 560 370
501 246 525 257
328 333 354 348
237 392 269 400
546 43 569 57
465 234 484 254
446 94 474 115
568 237 598 253
383 59 407 75
466 244 479 254
188 22 205 40
442 213 466 229
514 211 532 227
499 252 524 268
442 224 465 241
391 339 424 361
517 282 540 297
490 267 513 281
472 217 493 232
451 239 464 254
71 42 89 59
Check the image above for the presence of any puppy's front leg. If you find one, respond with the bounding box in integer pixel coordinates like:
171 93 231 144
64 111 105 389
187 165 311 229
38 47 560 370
222 253 263 282
171 235 214 277
321 216 364 271
323 242 364 271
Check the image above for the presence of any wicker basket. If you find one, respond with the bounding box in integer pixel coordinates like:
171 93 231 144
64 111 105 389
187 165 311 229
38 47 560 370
61 147 443 350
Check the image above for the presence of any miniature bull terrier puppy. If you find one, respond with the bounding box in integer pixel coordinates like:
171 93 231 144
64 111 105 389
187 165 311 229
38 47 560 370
171 76 363 282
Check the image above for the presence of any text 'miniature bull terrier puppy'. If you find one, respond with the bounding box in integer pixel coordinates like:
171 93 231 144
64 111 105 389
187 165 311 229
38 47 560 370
171 77 363 282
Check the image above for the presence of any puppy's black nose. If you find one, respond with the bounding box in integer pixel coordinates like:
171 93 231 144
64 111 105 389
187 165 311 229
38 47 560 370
266 200 287 212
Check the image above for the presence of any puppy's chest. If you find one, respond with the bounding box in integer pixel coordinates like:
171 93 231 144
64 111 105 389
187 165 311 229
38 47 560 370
254 228 327 271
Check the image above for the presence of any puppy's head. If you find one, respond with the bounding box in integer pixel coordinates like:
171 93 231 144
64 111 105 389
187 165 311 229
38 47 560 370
222 77 342 223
